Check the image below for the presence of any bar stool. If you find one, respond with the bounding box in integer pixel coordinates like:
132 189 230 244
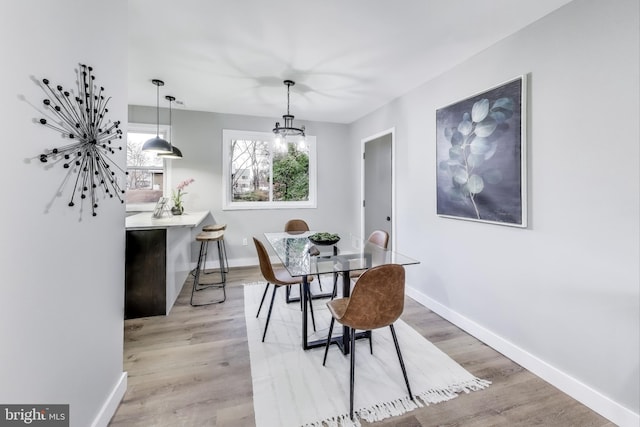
191 230 226 306
202 223 228 274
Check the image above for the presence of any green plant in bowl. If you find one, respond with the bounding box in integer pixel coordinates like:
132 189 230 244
308 232 340 245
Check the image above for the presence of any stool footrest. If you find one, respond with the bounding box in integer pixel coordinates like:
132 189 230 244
195 282 225 290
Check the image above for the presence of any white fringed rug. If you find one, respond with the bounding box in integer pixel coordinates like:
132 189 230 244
244 282 490 427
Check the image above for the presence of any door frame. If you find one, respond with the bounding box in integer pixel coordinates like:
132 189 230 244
360 127 396 249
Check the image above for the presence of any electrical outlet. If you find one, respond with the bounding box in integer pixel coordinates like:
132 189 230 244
242 237 248 246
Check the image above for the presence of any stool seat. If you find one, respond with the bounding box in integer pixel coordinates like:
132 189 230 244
203 223 227 232
196 230 224 242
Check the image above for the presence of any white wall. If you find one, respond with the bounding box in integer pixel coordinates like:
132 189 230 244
0 1 127 426
128 106 358 265
350 0 639 425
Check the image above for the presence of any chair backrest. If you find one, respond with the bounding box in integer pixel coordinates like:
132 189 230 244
253 237 279 284
340 264 405 331
284 219 310 232
367 230 389 249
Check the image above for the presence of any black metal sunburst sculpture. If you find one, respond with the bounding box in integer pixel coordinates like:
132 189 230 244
37 64 126 217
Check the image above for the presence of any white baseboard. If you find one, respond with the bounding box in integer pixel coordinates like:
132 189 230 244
406 287 639 427
91 372 127 427
227 256 260 268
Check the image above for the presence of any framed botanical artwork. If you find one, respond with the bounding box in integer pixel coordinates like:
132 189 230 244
436 75 527 227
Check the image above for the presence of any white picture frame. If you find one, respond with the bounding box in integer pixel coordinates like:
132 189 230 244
152 197 170 218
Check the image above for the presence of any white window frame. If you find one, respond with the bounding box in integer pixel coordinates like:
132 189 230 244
222 129 317 210
126 123 172 212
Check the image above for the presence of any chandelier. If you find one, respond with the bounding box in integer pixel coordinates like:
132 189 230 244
273 80 305 143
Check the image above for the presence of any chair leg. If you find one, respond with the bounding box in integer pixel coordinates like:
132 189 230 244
306 284 316 332
205 239 228 275
368 330 373 354
191 278 226 306
256 283 270 318
190 241 207 306
349 327 356 420
390 324 413 400
322 317 335 366
202 240 209 274
316 274 323 291
217 240 226 283
262 285 278 342
221 238 229 273
219 282 227 303
331 273 339 300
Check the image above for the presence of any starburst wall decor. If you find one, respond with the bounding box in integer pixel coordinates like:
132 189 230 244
36 64 126 217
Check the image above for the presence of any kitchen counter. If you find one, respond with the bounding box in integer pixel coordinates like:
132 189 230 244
125 210 209 230
125 210 210 318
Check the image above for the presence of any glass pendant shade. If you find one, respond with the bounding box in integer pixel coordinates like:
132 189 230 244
142 79 172 153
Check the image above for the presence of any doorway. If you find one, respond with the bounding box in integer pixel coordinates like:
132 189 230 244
361 128 394 250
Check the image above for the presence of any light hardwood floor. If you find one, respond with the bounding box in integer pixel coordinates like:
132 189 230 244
109 267 614 427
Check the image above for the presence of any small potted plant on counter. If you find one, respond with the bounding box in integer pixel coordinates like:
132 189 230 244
171 178 194 215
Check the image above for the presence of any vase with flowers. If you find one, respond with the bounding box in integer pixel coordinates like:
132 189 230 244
171 178 194 215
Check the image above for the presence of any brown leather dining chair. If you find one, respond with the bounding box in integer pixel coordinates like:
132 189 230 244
322 264 413 420
284 219 324 291
284 218 309 233
253 237 316 342
330 229 389 299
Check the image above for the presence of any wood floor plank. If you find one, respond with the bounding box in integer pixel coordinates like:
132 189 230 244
109 266 612 427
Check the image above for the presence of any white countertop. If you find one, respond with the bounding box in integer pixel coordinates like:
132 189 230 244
125 211 210 230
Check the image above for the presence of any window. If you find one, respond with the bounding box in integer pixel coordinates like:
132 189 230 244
222 129 317 210
126 123 170 210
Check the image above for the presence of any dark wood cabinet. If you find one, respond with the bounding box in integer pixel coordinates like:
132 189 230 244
124 211 209 319
125 229 167 319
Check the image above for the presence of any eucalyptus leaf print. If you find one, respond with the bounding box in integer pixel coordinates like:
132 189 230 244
436 77 526 227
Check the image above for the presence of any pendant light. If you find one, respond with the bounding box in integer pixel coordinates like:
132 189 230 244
273 80 305 144
142 79 172 153
157 95 183 159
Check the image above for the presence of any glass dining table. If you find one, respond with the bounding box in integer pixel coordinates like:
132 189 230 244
263 231 420 354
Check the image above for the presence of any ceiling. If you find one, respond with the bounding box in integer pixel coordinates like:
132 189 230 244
128 0 573 124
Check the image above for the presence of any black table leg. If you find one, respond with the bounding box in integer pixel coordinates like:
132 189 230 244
302 275 309 349
301 268 367 353
286 283 332 304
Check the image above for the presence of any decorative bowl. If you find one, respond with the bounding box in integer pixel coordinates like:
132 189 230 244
308 232 340 246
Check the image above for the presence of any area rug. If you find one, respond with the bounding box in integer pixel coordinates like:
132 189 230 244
244 282 490 427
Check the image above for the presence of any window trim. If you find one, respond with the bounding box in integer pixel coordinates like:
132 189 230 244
222 129 317 210
126 123 172 212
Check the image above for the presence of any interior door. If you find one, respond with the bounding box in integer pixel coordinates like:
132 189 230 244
364 132 392 249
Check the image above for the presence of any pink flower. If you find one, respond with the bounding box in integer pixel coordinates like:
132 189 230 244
176 178 195 191
173 178 194 208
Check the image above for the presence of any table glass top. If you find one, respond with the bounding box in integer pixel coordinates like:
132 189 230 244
263 231 420 277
